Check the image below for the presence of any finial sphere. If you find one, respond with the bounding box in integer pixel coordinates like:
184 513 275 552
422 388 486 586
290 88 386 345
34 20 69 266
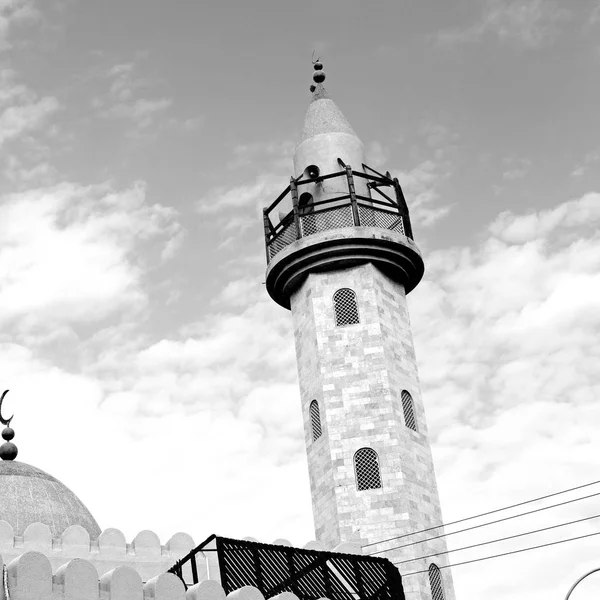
313 61 323 71
313 71 325 84
0 441 18 461
2 427 14 441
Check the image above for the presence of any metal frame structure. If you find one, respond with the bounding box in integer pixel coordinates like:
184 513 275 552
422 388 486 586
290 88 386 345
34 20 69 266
263 162 414 263
168 535 405 600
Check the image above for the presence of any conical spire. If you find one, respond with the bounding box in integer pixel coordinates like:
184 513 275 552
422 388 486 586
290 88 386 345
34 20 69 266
300 60 359 142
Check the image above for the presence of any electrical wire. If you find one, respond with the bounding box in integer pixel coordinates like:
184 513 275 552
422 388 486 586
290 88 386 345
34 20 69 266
362 477 600 549
395 512 600 565
399 529 600 576
368 489 600 556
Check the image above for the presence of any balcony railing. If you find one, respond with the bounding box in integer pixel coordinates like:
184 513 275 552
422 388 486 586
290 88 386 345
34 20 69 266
263 163 414 263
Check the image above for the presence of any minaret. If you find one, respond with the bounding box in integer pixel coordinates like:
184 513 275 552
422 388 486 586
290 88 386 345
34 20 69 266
263 63 456 600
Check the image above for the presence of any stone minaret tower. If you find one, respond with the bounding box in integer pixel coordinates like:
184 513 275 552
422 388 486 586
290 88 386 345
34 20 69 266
263 63 456 600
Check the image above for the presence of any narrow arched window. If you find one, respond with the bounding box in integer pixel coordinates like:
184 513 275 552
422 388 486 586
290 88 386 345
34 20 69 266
354 448 382 491
429 564 445 600
309 400 322 441
333 288 359 327
401 390 417 432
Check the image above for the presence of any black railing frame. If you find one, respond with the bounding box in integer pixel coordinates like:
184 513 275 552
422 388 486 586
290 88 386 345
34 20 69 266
263 164 414 262
168 535 405 600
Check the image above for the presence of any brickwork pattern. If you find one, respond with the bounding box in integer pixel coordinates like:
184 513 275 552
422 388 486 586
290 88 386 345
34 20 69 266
290 263 456 600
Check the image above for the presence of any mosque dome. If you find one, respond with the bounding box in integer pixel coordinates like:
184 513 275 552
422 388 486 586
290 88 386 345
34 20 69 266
0 460 101 538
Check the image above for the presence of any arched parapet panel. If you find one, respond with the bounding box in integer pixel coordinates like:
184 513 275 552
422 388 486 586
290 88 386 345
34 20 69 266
54 558 99 600
98 529 127 557
132 530 161 559
7 551 53 600
61 525 91 557
185 580 226 600
226 587 265 600
144 573 186 600
302 540 325 551
99 565 143 600
0 521 14 550
165 533 194 558
332 542 362 555
23 523 52 553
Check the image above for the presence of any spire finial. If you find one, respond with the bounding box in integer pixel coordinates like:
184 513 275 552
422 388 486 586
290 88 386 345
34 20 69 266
309 54 328 99
0 390 18 461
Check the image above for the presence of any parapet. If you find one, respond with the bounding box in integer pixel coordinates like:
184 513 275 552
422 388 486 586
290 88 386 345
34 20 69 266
0 551 336 600
0 521 195 582
0 522 363 587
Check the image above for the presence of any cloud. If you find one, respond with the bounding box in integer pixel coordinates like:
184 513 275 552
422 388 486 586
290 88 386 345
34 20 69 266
397 160 453 227
488 192 600 243
435 0 570 49
571 150 600 177
93 61 173 130
197 141 294 237
502 156 531 180
0 68 59 148
407 190 600 599
0 0 38 51
0 180 182 335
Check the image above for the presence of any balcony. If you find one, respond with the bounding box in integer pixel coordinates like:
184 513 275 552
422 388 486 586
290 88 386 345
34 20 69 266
263 164 414 263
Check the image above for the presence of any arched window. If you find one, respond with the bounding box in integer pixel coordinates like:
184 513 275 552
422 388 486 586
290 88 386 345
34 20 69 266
429 564 445 600
333 288 359 327
401 390 417 432
354 448 382 491
309 400 322 441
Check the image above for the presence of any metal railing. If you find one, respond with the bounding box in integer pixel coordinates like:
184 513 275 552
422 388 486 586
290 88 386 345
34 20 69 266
263 163 414 262
168 534 405 600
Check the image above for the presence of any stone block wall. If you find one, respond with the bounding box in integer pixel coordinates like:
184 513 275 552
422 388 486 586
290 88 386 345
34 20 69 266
290 263 456 600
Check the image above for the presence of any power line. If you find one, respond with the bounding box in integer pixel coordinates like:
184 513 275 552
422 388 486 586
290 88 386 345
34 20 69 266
395 512 600 565
368 489 600 556
399 529 600 576
363 478 600 549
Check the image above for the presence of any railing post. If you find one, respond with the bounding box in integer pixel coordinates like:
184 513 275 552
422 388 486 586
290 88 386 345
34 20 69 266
393 177 413 239
346 165 360 226
290 177 302 240
263 208 272 262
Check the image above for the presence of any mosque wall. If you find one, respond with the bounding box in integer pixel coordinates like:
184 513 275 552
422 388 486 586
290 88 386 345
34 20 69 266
0 550 321 600
0 522 197 583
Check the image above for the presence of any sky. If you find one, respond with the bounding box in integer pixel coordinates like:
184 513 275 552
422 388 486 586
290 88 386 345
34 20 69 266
0 0 599 598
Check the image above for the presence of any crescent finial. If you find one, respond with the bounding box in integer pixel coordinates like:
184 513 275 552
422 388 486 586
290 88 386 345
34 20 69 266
0 390 13 427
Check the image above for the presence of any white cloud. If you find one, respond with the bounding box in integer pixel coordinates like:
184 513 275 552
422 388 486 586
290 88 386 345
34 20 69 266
0 68 59 147
197 173 284 216
571 150 600 177
502 156 532 180
0 180 182 333
435 0 570 49
488 192 600 243
397 160 453 227
407 190 600 599
0 0 38 51
94 61 173 129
